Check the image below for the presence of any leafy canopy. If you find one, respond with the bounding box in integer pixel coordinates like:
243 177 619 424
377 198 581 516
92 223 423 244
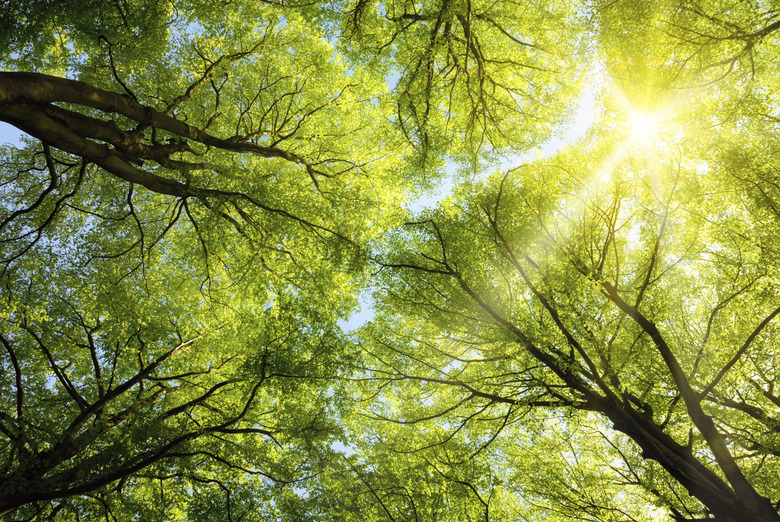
3 0 780 521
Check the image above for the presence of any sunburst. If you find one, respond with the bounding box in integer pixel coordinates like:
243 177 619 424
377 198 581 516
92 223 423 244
628 110 659 147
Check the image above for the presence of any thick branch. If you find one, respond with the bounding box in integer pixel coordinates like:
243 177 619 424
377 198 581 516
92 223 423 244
600 282 779 520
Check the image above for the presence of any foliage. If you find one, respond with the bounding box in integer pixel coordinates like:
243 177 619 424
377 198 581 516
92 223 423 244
0 1 404 517
3 0 780 520
338 0 584 165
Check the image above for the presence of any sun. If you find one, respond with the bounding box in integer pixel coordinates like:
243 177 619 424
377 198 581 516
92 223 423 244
583 75 689 187
628 110 658 146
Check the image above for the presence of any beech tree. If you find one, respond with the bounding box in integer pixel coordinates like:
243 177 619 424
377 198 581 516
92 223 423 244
335 2 780 521
0 2 408 518
3 0 780 521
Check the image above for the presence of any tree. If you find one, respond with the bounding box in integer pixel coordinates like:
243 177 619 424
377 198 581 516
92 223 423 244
348 148 780 519
330 3 780 521
0 1 406 518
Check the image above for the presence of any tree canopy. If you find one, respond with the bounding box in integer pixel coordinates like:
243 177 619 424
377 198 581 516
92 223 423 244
2 0 780 520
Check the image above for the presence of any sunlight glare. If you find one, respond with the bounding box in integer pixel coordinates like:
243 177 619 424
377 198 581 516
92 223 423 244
629 111 657 146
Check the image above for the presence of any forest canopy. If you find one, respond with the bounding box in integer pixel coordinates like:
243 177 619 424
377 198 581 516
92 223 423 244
2 1 780 520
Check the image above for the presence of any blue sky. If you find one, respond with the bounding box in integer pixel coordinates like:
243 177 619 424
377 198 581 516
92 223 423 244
0 122 24 147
